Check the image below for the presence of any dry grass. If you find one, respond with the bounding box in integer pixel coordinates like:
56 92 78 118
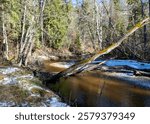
0 85 29 104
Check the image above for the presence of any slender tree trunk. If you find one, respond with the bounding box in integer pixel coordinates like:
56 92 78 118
24 31 35 66
39 0 46 45
87 22 96 50
18 16 35 66
141 0 147 58
20 4 26 54
18 1 37 66
94 0 103 50
2 22 9 60
149 0 150 17
2 4 8 60
18 3 27 66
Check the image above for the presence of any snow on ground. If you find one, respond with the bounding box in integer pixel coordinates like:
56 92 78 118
44 97 69 107
93 60 150 70
0 67 69 107
106 72 150 89
0 67 20 74
0 101 16 107
0 77 18 85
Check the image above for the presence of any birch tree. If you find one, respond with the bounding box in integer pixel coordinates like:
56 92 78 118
0 2 9 60
18 0 38 66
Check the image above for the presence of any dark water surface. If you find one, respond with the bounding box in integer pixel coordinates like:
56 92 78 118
44 61 150 107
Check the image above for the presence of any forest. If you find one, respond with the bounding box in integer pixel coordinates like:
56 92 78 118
0 0 150 107
0 0 150 65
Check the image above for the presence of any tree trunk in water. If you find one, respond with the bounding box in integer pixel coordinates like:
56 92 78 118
46 18 150 84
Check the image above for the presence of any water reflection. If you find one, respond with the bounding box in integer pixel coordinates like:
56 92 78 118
51 71 150 107
43 61 150 107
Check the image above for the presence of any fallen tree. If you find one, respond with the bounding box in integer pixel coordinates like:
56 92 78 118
46 17 150 84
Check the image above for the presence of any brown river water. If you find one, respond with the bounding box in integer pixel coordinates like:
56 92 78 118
43 60 150 107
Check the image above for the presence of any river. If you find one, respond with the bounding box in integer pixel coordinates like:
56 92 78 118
0 60 150 107
44 60 150 107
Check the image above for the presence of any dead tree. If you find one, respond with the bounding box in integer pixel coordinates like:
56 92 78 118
46 17 150 84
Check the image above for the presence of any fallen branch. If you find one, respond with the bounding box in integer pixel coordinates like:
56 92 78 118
46 17 150 84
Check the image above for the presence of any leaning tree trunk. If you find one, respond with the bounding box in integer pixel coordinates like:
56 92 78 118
18 1 37 67
18 15 36 66
46 17 150 84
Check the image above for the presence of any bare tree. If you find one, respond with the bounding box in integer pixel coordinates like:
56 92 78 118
140 0 147 58
94 0 103 50
39 0 46 45
2 4 9 60
18 0 37 66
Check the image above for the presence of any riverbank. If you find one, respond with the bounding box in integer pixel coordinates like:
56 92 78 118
0 48 150 107
0 66 69 107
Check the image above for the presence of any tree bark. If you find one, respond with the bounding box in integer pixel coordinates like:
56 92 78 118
140 0 147 58
20 4 27 54
18 2 36 66
94 0 103 50
2 4 9 60
39 0 46 45
46 17 150 84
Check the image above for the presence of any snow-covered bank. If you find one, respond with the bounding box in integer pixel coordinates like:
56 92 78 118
93 60 150 70
0 67 69 107
105 72 150 89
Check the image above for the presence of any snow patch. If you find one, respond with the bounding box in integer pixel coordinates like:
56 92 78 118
93 60 150 70
107 72 150 89
0 67 20 74
46 97 69 107
19 74 34 79
0 77 18 85
0 74 34 85
0 101 16 107
0 67 69 107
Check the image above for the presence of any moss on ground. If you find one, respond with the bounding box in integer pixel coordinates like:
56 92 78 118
0 75 5 80
31 87 54 98
0 85 29 104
